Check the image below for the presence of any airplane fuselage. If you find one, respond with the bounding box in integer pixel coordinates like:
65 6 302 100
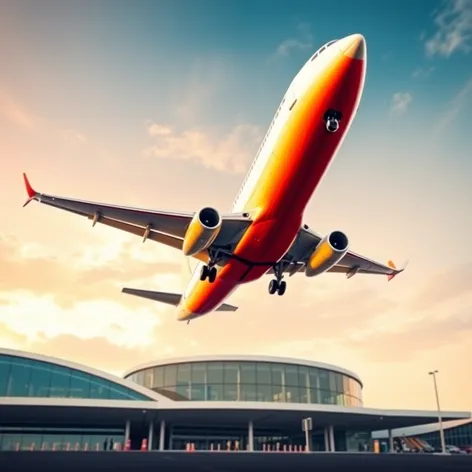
178 34 366 321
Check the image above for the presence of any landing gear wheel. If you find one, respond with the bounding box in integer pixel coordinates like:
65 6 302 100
277 280 287 296
268 279 279 295
200 265 217 283
200 265 209 281
208 267 217 283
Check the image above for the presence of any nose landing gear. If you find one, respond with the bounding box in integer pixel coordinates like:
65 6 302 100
324 109 342 133
200 264 217 283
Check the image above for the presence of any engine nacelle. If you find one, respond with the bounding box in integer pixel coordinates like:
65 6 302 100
182 207 222 257
305 230 349 277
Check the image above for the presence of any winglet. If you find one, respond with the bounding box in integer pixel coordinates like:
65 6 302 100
387 259 408 282
22 173 38 207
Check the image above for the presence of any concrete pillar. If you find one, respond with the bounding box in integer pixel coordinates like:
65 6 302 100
328 426 335 452
248 421 254 452
388 429 394 453
159 420 165 451
148 421 154 451
124 420 131 445
324 428 330 451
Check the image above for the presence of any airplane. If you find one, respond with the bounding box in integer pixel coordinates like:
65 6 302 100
22 33 405 323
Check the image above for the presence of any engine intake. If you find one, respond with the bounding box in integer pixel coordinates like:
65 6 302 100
305 230 349 277
182 207 222 257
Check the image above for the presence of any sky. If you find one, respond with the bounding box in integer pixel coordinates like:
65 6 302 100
0 0 471 414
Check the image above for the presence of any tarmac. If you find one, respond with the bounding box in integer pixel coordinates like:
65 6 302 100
1 451 472 472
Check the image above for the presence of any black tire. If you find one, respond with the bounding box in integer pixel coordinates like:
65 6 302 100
209 267 217 283
200 265 209 281
278 280 287 296
268 279 279 295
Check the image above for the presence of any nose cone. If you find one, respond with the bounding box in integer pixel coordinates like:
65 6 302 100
340 34 366 60
176 305 192 321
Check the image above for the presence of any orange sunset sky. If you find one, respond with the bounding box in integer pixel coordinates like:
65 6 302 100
0 0 471 414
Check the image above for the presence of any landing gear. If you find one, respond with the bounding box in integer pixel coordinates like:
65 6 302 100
199 250 221 283
268 263 287 296
268 279 287 296
323 109 342 133
200 264 217 283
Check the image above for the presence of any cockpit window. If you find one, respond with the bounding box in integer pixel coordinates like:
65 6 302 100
310 40 338 61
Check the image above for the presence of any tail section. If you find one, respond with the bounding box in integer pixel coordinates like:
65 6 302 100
121 287 238 312
387 259 408 282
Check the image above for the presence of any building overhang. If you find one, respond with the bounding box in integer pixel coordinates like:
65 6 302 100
1 398 470 431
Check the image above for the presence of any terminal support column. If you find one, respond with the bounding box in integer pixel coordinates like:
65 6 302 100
328 426 335 452
324 428 330 451
124 420 131 447
388 429 394 453
248 421 254 452
148 421 154 451
159 420 166 451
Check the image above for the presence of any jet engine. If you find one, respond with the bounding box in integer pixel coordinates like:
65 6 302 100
305 230 349 277
182 207 222 257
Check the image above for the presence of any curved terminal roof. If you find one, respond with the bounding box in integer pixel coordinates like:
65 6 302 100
124 354 363 387
0 348 165 402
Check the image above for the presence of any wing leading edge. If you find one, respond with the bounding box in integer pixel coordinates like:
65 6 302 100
271 226 407 281
22 174 252 258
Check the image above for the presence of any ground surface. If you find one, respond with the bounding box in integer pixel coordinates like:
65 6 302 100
2 451 471 471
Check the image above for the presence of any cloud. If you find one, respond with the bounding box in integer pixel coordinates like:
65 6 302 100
411 66 435 79
424 0 472 57
0 232 182 346
0 89 40 131
272 23 313 59
143 122 263 173
409 262 472 311
147 123 172 136
390 92 413 115
0 323 167 376
435 75 472 131
61 129 87 143
347 309 472 362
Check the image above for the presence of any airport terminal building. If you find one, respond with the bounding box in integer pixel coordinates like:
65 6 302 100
0 349 470 452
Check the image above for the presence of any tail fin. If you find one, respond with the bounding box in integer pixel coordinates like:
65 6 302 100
121 288 238 312
387 259 408 282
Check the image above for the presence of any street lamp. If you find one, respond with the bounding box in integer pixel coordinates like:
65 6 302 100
429 370 446 454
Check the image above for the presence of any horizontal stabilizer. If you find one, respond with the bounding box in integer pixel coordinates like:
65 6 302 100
122 288 181 305
121 288 238 312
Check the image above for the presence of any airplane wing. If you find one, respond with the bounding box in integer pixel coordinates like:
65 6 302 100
270 225 405 281
22 174 252 259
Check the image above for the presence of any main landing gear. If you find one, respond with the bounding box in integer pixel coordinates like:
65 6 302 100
268 264 287 296
199 250 221 283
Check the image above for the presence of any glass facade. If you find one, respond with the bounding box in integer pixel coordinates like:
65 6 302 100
0 427 124 451
0 354 152 401
415 422 472 450
126 360 363 407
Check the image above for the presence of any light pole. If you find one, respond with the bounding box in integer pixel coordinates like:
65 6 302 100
429 370 446 454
